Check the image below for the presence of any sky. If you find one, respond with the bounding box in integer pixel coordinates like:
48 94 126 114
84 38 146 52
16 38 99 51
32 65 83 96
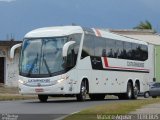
0 0 160 40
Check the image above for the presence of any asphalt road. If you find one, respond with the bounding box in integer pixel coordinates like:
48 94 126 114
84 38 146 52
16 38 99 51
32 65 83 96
0 97 141 120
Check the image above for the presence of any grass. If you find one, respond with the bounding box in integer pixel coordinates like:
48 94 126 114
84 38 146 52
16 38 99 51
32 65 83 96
0 86 37 101
0 86 19 94
0 94 37 101
64 98 160 120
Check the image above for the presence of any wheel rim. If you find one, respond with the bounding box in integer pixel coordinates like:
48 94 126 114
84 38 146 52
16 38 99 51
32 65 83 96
81 85 87 100
134 85 139 97
128 87 132 98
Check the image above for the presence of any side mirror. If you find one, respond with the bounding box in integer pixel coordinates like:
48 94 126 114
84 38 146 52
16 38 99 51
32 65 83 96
10 43 22 59
62 41 76 57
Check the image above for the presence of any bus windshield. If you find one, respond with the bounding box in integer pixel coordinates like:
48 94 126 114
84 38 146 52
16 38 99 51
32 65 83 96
20 37 68 77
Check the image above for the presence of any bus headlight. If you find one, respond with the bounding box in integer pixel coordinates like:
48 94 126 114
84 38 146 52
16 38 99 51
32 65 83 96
18 79 26 84
57 75 69 84
49 79 65 85
57 78 65 83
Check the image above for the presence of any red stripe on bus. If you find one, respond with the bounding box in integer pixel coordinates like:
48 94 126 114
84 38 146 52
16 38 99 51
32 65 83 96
103 57 109 67
95 29 102 37
105 66 149 72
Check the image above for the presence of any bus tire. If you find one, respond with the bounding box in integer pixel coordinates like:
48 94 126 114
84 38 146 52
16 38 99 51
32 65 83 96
125 82 133 99
38 95 48 102
132 83 139 99
76 81 87 101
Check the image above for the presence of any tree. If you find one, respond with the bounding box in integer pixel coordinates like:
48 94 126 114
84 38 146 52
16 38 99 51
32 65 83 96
134 20 153 30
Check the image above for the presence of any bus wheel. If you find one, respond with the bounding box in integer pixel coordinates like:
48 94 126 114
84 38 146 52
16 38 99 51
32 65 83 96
38 95 48 102
76 81 87 101
125 82 133 99
132 83 139 99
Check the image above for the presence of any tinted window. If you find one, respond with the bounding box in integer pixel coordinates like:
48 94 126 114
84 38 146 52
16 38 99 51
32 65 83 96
81 34 95 59
95 38 106 57
131 43 148 61
136 45 142 60
115 41 124 58
81 34 148 61
131 43 138 60
123 42 132 59
106 39 116 58
141 45 148 61
69 34 81 65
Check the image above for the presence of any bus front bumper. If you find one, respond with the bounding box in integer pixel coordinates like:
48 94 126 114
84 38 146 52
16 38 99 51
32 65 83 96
19 83 70 95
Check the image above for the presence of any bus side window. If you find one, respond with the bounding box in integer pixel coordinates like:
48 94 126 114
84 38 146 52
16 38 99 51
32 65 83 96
115 41 123 59
131 43 137 60
69 33 81 63
81 34 95 59
95 37 106 57
106 39 115 58
123 42 132 59
108 49 114 57
81 50 89 59
66 46 76 68
102 49 107 57
141 45 148 61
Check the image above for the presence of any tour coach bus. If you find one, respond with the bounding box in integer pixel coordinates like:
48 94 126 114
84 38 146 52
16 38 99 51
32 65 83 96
10 26 151 102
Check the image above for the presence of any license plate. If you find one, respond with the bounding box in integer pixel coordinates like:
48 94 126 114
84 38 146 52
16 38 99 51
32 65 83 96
35 88 44 92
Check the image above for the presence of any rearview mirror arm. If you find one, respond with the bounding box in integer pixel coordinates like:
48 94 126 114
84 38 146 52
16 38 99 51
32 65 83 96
62 41 76 57
10 43 22 59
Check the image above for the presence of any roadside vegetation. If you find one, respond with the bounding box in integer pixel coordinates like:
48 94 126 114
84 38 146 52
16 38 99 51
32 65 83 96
133 20 157 33
0 86 19 94
0 86 37 101
0 94 37 101
64 98 160 120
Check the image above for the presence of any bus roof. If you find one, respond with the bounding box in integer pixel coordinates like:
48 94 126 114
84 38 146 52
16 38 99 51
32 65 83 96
24 26 83 38
24 26 147 45
99 29 147 45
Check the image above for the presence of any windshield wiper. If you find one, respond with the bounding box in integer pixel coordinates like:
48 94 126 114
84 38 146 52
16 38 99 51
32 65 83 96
43 56 52 77
27 54 38 77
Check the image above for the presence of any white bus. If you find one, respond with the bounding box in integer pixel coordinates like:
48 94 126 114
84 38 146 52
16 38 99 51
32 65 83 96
10 26 150 102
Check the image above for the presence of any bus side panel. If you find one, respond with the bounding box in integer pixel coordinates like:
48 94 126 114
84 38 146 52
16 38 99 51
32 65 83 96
102 71 127 93
65 69 77 94
148 44 155 82
76 56 150 94
77 57 92 93
90 70 102 93
101 71 149 93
